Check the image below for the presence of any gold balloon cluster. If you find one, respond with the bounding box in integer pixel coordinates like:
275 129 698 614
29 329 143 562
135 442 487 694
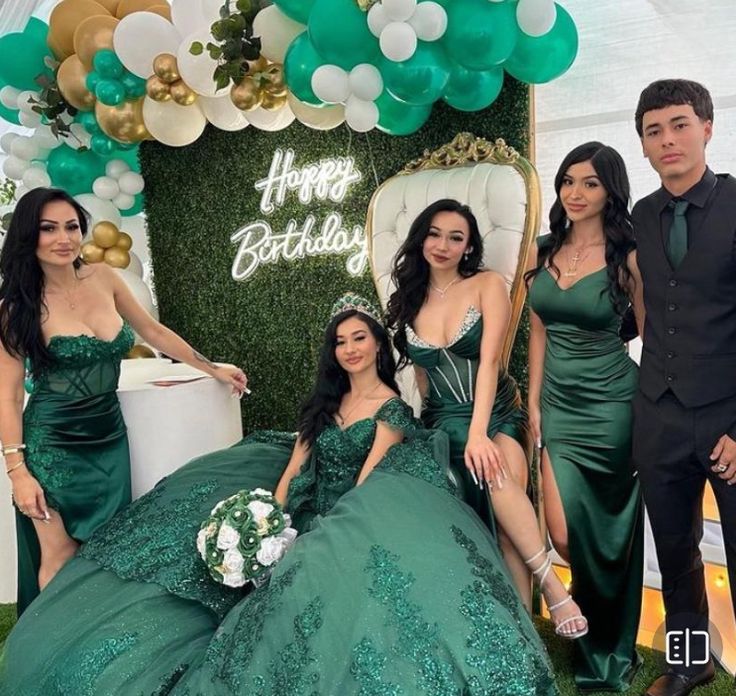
95 97 150 143
230 57 287 112
81 221 133 269
146 54 198 106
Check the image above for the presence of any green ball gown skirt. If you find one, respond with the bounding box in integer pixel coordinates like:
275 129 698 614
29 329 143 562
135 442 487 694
0 398 558 695
528 257 644 692
16 323 135 613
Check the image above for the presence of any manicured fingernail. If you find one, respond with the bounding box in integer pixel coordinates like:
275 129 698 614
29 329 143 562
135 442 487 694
470 470 478 485
244 387 252 395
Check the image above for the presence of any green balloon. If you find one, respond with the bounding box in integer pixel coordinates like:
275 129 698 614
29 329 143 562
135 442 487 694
376 90 431 136
91 134 117 156
0 18 52 90
86 72 100 92
76 110 101 135
504 4 578 84
46 145 106 196
308 0 378 69
444 65 504 112
284 32 324 106
443 0 518 70
93 49 124 79
121 72 146 99
382 42 451 107
95 79 126 106
273 0 315 24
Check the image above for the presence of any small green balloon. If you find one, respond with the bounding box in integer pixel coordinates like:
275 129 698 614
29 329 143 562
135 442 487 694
443 0 518 70
95 79 126 106
91 133 117 156
381 42 451 107
376 90 431 136
283 32 324 106
308 0 378 70
86 72 100 92
504 4 578 84
121 72 146 99
273 0 315 24
76 110 101 135
93 49 124 79
444 65 504 112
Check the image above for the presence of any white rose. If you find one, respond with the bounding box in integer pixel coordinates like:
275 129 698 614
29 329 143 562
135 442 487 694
282 514 292 527
211 499 226 514
256 536 287 567
279 527 298 544
196 528 208 557
216 523 241 550
252 488 272 497
247 500 274 521
223 548 245 573
222 572 247 588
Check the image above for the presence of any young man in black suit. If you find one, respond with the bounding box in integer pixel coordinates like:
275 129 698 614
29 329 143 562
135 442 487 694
632 79 736 696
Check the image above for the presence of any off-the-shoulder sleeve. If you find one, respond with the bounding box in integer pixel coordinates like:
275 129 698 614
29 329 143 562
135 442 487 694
374 397 416 436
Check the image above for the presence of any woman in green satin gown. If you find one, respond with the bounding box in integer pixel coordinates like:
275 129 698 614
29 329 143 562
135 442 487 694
386 200 588 639
0 188 247 613
525 143 645 691
0 294 558 695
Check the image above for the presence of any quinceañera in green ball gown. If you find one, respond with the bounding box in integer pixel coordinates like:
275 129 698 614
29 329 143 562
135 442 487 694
0 295 557 696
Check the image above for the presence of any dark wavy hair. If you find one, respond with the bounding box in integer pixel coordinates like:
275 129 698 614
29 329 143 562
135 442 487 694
524 142 635 316
635 79 713 137
0 188 89 373
297 310 399 448
385 199 483 368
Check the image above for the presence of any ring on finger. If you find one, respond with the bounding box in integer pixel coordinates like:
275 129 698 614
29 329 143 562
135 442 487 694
717 463 728 472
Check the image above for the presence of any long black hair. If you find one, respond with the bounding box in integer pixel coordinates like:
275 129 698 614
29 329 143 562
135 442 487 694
385 199 483 368
524 142 635 315
0 188 89 373
297 309 399 448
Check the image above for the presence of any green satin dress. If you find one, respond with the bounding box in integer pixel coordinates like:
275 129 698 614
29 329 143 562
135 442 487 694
16 322 135 614
528 260 644 691
0 398 557 696
406 307 528 530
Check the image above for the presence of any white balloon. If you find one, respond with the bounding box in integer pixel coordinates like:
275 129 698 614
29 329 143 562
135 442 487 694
287 94 345 131
0 85 20 109
16 90 38 115
349 64 383 102
177 29 229 97
408 1 447 41
126 250 144 278
2 156 31 180
380 22 417 62
93 176 121 200
200 0 225 24
74 194 123 228
311 65 350 105
22 166 51 190
106 159 131 179
345 95 379 132
19 110 42 128
118 171 145 196
116 268 157 319
170 0 207 39
245 105 295 131
121 215 150 267
0 132 19 154
114 12 181 79
199 95 250 131
367 4 390 38
252 5 305 63
11 136 40 161
516 0 556 37
142 97 208 146
31 126 62 150
113 192 135 210
383 0 417 22
14 185 29 201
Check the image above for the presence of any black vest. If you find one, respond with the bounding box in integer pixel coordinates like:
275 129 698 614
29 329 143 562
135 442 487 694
633 174 736 407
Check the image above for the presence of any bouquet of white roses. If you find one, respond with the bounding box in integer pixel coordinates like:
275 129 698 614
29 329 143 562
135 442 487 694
197 488 297 588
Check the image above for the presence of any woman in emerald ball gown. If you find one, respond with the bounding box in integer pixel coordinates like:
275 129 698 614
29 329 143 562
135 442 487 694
386 199 588 639
525 142 645 691
0 187 246 614
0 293 558 696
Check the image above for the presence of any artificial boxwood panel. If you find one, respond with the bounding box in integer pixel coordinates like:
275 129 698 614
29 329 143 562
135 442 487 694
140 80 530 431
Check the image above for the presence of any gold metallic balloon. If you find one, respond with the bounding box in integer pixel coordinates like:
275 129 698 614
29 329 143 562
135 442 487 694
57 55 96 111
260 91 287 112
115 0 162 18
95 97 151 143
126 344 156 359
247 56 269 75
81 242 105 263
117 232 133 251
146 75 172 102
49 0 111 60
147 4 172 20
153 53 180 84
170 80 197 106
73 15 119 70
93 221 121 249
94 0 120 13
104 246 130 268
231 78 262 112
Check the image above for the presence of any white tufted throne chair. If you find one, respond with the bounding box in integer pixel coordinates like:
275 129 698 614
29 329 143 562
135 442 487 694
367 132 541 414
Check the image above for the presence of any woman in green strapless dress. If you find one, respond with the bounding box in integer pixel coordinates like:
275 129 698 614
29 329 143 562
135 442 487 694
0 188 247 614
0 294 558 695
386 199 589 639
526 143 645 691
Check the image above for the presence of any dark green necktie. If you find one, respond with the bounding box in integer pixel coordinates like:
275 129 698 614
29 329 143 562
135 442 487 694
667 199 689 267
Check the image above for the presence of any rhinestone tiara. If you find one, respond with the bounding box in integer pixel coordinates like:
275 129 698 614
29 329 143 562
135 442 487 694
329 292 382 324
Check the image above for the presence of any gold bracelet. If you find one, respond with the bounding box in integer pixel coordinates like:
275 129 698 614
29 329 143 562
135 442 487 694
1 444 26 456
6 460 26 474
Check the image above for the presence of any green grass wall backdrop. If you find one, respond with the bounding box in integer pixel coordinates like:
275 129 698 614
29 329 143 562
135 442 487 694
140 80 530 431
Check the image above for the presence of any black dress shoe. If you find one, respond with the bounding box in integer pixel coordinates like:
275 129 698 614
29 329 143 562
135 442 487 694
645 662 715 696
